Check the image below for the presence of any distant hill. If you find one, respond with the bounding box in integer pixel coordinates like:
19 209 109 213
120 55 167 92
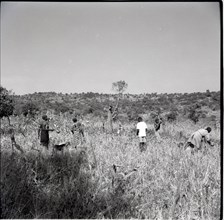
12 91 220 123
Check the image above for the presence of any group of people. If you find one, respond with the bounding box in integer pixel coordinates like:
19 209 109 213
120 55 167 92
38 113 213 154
38 115 85 150
136 116 213 153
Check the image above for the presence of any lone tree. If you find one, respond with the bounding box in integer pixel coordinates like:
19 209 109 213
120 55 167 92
112 80 128 98
112 80 128 110
0 86 14 125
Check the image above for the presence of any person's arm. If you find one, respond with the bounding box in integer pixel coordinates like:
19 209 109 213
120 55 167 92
204 133 213 146
207 140 211 145
154 122 157 130
71 125 74 134
205 133 211 144
136 123 139 136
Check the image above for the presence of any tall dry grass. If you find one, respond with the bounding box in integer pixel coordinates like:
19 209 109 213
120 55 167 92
0 114 221 219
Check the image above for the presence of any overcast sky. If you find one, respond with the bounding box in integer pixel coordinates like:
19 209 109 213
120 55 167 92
1 2 220 95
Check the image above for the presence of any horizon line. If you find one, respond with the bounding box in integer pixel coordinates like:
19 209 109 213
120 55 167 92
12 90 220 96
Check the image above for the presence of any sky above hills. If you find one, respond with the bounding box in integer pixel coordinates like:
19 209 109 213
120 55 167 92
1 2 221 95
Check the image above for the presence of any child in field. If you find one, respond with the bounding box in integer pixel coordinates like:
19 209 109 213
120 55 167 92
71 118 85 148
136 117 148 152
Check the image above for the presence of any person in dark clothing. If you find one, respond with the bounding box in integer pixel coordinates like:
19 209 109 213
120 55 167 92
38 115 54 149
154 117 162 132
71 117 85 147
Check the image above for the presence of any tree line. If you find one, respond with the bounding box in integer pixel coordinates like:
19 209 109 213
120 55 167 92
0 85 220 125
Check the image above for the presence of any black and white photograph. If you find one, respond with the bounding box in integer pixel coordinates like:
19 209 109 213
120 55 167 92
1 1 222 219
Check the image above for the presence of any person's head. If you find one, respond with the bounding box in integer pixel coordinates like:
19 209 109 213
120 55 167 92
155 118 159 123
72 118 78 123
109 105 113 112
42 115 48 121
205 127 212 133
138 117 143 122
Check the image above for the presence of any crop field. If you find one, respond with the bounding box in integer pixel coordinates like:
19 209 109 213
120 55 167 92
0 113 221 219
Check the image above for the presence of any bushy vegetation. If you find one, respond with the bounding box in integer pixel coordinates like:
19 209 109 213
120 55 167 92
0 86 14 123
0 111 221 219
0 87 221 219
11 90 220 122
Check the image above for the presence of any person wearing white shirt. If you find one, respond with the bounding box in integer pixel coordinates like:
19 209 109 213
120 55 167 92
136 117 148 152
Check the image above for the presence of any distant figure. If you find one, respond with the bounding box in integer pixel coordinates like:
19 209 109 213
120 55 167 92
107 105 114 133
38 115 54 149
185 127 213 151
104 105 118 133
154 116 163 142
136 117 148 152
71 118 85 148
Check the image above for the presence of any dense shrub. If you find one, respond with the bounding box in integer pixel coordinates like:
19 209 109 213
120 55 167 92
21 101 40 117
188 109 199 124
11 91 220 120
0 86 14 122
166 111 178 122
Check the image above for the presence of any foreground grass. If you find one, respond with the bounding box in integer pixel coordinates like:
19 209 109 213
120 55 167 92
0 115 221 219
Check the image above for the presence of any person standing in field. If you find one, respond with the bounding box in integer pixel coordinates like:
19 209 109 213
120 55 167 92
71 117 85 148
154 116 163 142
136 117 148 152
38 115 54 149
185 127 213 152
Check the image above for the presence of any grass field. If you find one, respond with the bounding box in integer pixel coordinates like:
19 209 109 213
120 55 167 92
0 113 221 219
